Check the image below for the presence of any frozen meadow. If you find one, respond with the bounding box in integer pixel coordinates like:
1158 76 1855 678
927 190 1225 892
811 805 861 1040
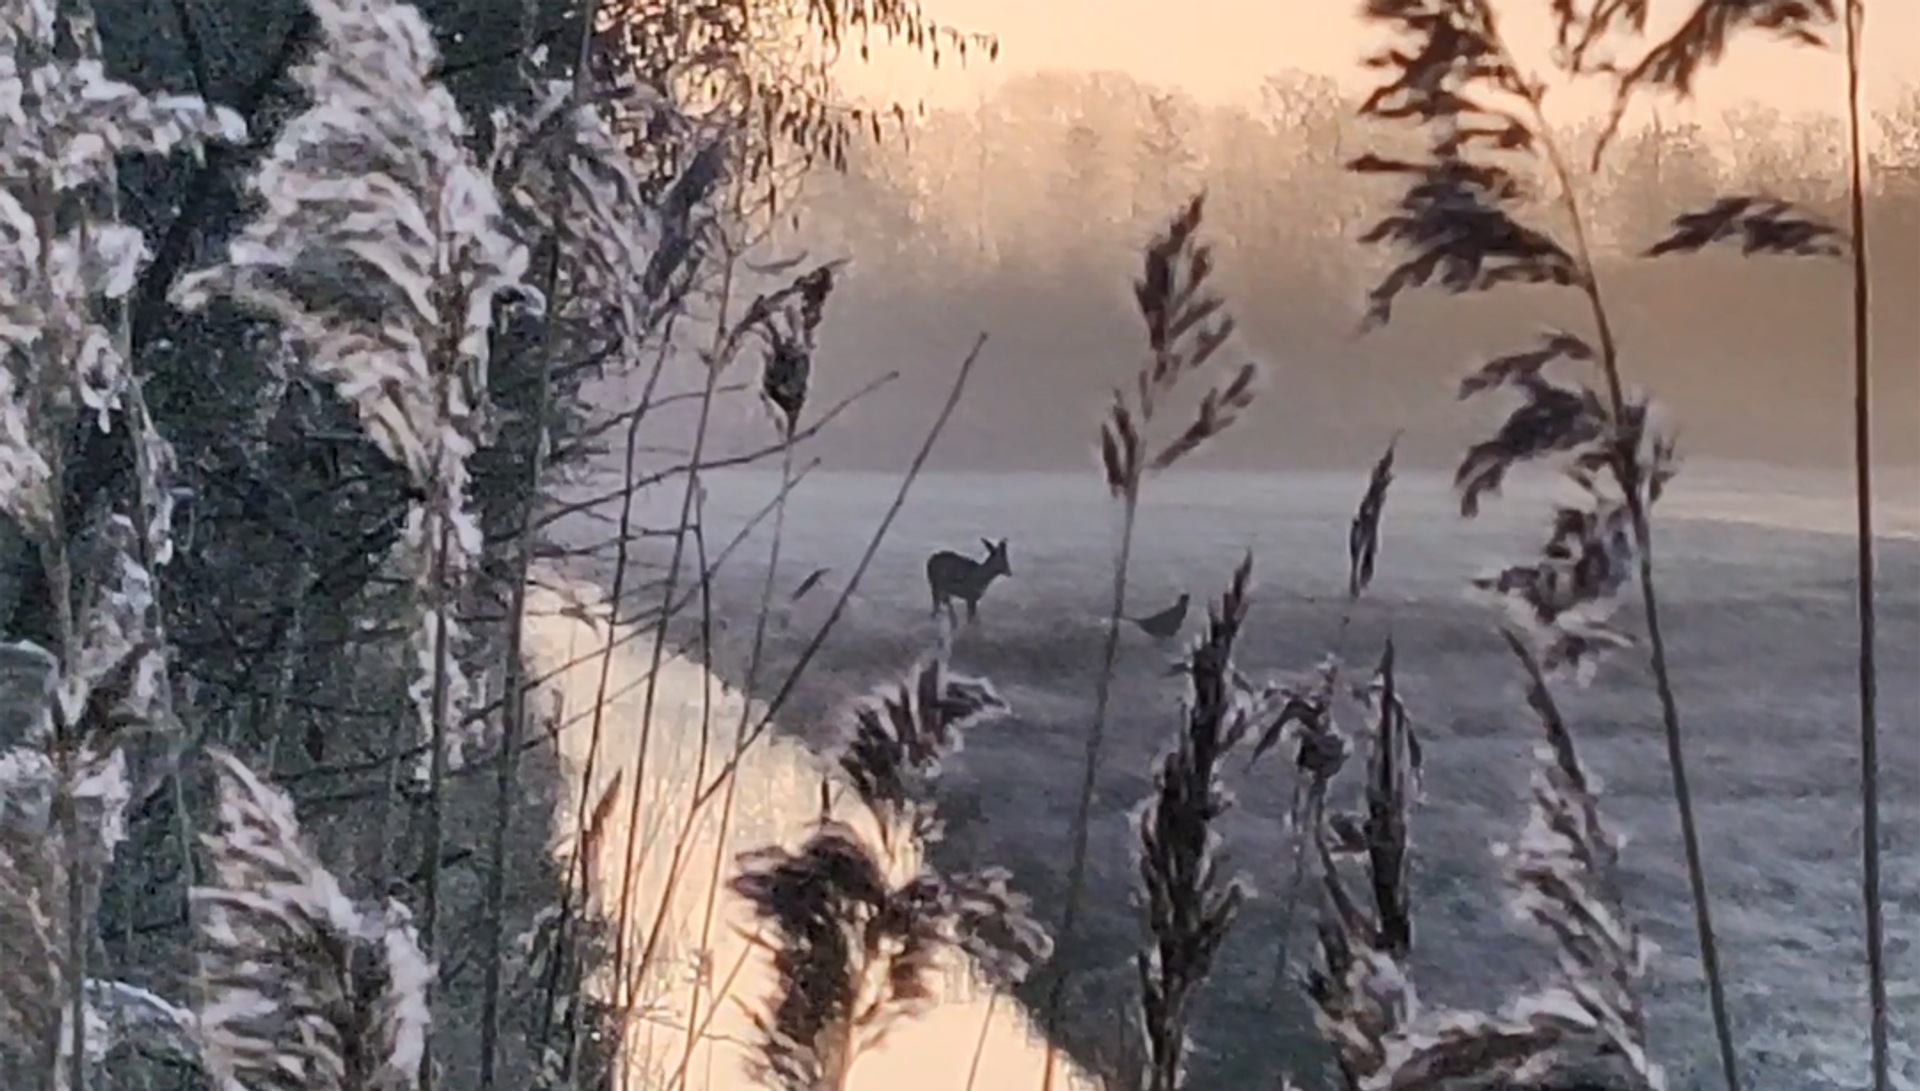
533 463 1920 1091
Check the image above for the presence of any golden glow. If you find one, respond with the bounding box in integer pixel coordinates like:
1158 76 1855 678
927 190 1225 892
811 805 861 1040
833 0 1918 129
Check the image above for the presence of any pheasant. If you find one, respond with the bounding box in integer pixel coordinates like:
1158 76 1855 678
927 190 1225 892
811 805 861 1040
1125 593 1190 641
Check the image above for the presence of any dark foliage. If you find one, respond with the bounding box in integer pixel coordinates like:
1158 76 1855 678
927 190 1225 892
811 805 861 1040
733 652 1049 1091
831 652 1007 833
1644 194 1845 257
1347 439 1396 600
1132 555 1253 1091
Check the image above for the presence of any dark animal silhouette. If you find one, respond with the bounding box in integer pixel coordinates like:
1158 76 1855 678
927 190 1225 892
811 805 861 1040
791 566 831 603
925 538 1011 625
1126 593 1190 641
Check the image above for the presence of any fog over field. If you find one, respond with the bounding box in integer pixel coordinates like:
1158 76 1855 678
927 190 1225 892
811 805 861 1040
539 461 1920 1091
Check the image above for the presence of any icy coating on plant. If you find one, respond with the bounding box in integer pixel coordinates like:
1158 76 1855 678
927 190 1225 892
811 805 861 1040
192 748 435 1091
0 0 242 1080
171 0 537 772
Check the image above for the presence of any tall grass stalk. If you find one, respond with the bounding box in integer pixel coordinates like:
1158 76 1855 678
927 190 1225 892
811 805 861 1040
1262 439 1397 1013
475 0 608 1076
1346 7 1854 1088
603 250 840 1036
526 114 729 1080
531 72 732 1070
1840 2 1887 1089
550 324 684 1072
1131 556 1253 1091
676 357 805 1087
604 258 841 1077
1525 84 1736 1091
654 332 981 1091
603 215 731 1035
1043 194 1259 1090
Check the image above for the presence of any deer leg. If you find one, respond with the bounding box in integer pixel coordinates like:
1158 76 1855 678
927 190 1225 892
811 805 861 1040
966 598 979 624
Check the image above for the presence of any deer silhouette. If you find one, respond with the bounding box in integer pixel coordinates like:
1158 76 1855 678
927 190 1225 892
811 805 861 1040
925 538 1011 626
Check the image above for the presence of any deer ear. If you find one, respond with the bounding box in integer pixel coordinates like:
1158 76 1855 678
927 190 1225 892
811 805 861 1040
981 538 994 553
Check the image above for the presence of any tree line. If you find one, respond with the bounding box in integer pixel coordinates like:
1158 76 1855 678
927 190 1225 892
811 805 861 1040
771 69 1920 474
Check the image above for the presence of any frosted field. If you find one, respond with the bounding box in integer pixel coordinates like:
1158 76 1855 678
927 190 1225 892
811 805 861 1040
556 464 1920 1091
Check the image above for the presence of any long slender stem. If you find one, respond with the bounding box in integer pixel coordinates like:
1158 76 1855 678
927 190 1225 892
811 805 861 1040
1041 487 1139 1091
555 271 680 1091
477 0 598 1067
672 433 794 1088
418 511 456 1091
606 254 739 1028
678 335 987 817
607 349 723 1011
1266 600 1362 1009
1265 780 1314 1008
477 251 562 1091
1841 4 1887 1090
1528 97 1739 1091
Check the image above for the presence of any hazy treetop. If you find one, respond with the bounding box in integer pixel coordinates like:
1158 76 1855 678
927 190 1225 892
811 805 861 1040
832 0 1920 131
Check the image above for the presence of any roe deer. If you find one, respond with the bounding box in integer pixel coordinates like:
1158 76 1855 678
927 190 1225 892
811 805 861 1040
926 538 1011 625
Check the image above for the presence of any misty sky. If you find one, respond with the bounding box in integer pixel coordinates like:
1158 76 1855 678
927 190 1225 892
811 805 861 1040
837 0 1919 133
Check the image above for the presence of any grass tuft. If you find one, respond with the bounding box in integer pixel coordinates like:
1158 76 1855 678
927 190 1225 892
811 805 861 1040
191 747 435 1091
1130 555 1254 1091
730 652 1051 1091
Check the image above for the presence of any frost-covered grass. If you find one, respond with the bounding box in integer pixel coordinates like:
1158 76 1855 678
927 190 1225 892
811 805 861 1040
665 467 1920 1091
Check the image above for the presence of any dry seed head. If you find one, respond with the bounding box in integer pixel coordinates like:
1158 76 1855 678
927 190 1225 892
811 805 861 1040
1131 556 1254 1091
731 816 1051 1091
1134 193 1207 358
1147 360 1258 474
1454 377 1608 519
1347 435 1398 600
1355 640 1418 961
829 651 1008 837
730 651 1050 1091
1102 193 1262 496
754 263 840 438
1245 656 1349 781
1457 328 1596 401
1099 394 1143 498
192 748 433 1091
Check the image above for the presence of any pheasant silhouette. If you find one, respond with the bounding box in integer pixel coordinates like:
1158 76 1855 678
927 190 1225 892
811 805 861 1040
1124 593 1190 641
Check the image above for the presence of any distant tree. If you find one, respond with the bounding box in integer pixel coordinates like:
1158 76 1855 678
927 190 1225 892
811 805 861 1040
802 135 927 270
1131 92 1202 231
1716 103 1808 206
1872 87 1920 236
1874 86 1920 176
1052 118 1119 267
1602 114 1724 253
1262 71 1364 248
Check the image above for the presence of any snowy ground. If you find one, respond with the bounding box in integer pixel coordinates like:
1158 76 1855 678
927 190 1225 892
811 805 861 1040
547 464 1920 1091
